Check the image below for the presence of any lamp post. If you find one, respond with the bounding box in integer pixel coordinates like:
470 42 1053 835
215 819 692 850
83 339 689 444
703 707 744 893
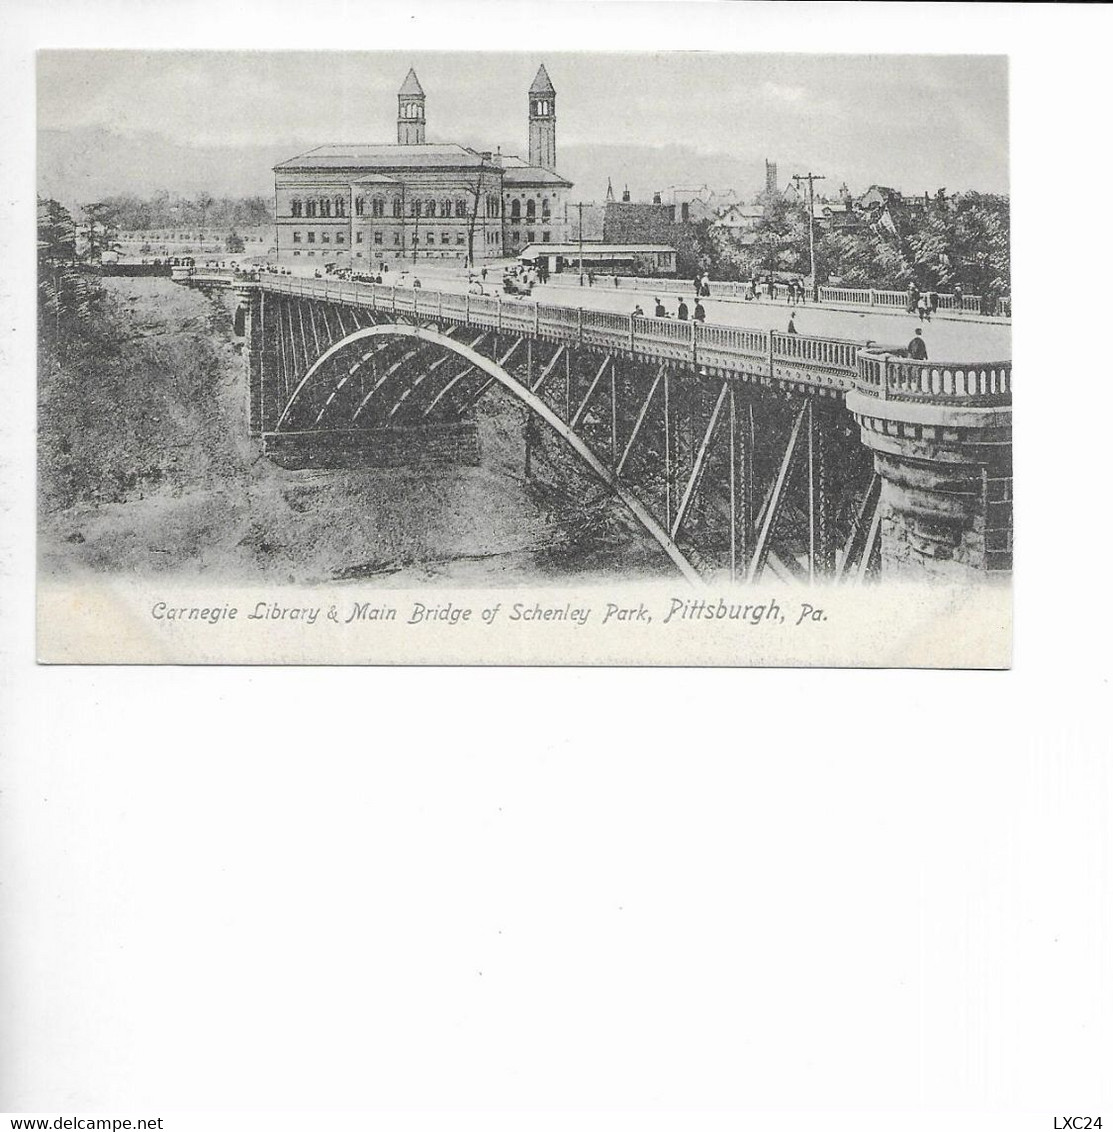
792 172 825 302
578 201 584 285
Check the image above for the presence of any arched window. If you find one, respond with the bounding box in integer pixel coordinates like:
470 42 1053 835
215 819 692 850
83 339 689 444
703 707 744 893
291 199 303 217
320 198 331 217
392 197 402 217
541 197 550 219
455 199 467 218
372 197 385 218
526 199 536 221
410 199 421 217
425 199 436 218
440 199 451 218
511 199 520 221
335 195 346 217
354 197 364 216
306 200 317 217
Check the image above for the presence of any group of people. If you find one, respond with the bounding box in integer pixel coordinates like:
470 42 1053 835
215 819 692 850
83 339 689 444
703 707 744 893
633 297 707 322
743 276 808 303
906 282 963 322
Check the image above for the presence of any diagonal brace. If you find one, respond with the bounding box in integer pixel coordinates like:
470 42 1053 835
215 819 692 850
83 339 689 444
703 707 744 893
570 353 613 429
746 399 809 582
616 366 664 478
671 381 729 540
531 344 567 394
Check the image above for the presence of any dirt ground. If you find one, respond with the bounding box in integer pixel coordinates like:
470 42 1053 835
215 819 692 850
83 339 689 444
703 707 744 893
38 277 669 586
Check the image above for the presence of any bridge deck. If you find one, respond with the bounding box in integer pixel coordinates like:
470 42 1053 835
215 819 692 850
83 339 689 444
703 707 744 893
195 270 1012 407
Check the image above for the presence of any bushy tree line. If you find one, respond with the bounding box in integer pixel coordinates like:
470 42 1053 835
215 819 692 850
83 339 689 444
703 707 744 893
95 191 272 232
708 191 1010 303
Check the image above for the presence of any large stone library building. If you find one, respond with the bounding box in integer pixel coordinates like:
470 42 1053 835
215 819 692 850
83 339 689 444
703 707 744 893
273 65 572 266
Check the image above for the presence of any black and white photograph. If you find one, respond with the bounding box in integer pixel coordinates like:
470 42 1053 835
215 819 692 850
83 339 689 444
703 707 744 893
3 3 1112 1130
34 46 1011 664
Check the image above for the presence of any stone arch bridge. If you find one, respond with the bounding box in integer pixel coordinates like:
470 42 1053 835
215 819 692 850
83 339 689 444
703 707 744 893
192 270 1011 585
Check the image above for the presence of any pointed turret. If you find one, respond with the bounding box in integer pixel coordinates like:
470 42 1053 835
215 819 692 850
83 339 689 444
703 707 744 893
399 67 424 96
528 64 557 171
529 64 556 96
605 177 615 203
397 68 426 144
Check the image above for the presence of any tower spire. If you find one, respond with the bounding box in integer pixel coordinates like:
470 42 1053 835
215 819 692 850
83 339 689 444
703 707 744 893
397 68 426 145
528 64 557 171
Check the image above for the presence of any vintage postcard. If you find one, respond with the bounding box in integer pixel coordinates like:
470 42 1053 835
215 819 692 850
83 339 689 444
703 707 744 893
35 50 1011 665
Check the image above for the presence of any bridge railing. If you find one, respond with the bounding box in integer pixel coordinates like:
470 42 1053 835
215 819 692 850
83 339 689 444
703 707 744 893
771 331 859 372
191 268 241 285
246 275 1008 406
543 274 1003 317
856 349 1011 406
818 285 986 315
536 303 578 338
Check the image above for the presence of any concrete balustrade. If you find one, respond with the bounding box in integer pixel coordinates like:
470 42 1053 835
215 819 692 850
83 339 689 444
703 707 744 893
847 348 1012 580
818 285 987 315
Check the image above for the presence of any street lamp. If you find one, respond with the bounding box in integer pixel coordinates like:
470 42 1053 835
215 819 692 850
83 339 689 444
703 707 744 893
792 172 825 302
578 201 584 285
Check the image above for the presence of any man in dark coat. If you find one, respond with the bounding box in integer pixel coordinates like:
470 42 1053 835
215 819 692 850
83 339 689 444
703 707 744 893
693 300 706 322
907 328 928 359
787 312 798 335
677 297 689 321
654 297 666 318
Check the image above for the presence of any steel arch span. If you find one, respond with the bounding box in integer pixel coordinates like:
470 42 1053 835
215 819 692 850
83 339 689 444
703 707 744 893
260 316 880 586
273 322 703 583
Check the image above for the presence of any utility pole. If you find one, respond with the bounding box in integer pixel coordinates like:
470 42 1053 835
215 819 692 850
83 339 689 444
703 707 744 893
792 172 825 302
578 201 584 286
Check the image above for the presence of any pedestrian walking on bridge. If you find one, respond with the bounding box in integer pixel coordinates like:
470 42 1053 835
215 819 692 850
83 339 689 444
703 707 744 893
694 300 706 322
787 312 798 335
907 328 928 360
677 297 689 321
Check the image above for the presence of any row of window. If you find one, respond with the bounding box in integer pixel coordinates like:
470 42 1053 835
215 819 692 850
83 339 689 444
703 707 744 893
509 199 549 222
287 228 553 248
290 196 348 219
288 194 553 220
292 231 346 244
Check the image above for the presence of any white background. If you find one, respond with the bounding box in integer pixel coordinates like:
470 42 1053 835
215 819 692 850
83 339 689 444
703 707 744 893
2 3 1111 1128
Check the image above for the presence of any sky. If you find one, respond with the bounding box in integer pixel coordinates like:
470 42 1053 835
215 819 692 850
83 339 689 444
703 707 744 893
37 51 1009 201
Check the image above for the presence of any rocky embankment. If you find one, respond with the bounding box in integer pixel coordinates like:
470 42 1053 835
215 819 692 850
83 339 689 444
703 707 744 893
38 276 667 585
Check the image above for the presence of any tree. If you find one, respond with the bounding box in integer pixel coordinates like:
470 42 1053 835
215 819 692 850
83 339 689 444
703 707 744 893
80 202 114 260
226 231 245 254
195 191 214 242
464 178 485 269
38 197 76 268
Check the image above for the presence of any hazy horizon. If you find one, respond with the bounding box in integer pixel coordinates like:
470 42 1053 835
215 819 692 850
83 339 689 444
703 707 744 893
38 51 1009 207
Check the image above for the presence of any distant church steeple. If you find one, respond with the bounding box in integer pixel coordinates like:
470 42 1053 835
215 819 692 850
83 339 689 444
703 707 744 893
528 64 556 171
606 177 615 203
398 68 426 145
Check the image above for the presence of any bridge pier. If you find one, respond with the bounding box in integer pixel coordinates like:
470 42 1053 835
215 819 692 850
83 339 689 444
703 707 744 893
235 286 263 437
846 354 1012 582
